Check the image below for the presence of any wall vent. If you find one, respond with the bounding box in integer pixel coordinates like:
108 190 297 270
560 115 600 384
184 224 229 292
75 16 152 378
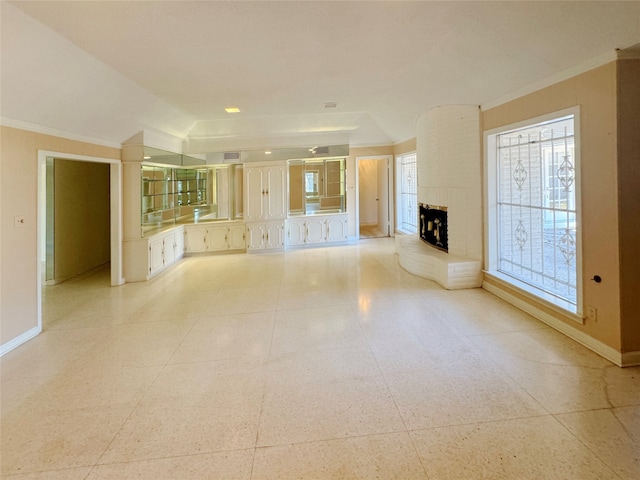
224 152 240 160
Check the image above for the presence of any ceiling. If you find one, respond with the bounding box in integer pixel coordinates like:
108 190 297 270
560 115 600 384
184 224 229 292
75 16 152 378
2 1 640 153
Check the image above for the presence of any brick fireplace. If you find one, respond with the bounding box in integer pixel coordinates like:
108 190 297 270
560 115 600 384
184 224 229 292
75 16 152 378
397 105 483 289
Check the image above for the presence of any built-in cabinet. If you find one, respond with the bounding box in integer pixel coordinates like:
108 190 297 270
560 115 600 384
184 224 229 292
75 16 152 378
148 227 185 277
244 162 286 252
123 141 349 280
244 163 286 221
184 222 246 253
246 221 285 251
124 225 185 281
285 213 348 247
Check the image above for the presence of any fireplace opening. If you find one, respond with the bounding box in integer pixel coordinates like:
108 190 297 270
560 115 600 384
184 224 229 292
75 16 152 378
419 203 448 252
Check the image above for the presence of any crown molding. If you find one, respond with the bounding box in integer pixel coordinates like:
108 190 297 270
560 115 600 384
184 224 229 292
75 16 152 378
0 117 122 149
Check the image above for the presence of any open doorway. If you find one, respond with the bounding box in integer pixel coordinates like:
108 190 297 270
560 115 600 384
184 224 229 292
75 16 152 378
356 155 393 239
37 150 123 330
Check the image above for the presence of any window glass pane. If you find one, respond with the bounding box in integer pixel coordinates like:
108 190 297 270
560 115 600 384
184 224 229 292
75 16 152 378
396 153 417 233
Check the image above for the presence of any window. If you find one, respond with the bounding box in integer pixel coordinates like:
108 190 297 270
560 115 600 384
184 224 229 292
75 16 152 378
396 152 417 234
487 111 580 314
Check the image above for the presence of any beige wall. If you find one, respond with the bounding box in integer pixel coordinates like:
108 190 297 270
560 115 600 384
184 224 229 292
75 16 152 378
616 59 640 353
0 126 120 347
482 62 623 351
54 160 111 282
393 138 416 156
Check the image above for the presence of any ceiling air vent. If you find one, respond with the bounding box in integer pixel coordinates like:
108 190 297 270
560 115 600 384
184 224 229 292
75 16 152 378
313 146 330 155
323 102 337 109
224 152 240 161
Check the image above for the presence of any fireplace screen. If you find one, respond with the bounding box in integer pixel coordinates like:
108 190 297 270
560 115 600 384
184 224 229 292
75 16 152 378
419 204 448 252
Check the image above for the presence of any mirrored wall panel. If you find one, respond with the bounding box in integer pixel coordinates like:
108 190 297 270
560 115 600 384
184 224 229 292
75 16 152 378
288 157 346 216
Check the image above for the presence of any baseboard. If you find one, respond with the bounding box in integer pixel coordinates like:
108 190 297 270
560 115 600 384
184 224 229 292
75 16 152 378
0 326 41 357
621 351 640 367
483 281 629 367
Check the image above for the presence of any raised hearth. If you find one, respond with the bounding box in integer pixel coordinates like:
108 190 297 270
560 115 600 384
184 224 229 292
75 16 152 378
396 234 482 290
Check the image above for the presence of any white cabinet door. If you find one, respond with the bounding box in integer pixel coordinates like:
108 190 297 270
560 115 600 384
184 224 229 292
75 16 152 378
244 167 265 222
184 226 208 253
305 217 326 244
246 224 266 251
326 215 348 243
148 236 165 275
245 163 286 223
163 232 176 265
264 165 286 219
265 222 284 249
207 225 228 251
175 228 185 257
227 224 246 250
286 218 306 246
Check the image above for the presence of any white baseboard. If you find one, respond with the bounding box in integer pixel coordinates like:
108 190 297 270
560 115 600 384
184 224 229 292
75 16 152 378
0 326 41 357
483 281 638 367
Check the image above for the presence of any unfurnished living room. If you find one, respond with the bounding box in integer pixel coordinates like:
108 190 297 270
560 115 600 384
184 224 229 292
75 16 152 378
1 1 639 479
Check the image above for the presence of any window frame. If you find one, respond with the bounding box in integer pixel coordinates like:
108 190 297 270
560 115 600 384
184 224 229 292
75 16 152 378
484 107 583 319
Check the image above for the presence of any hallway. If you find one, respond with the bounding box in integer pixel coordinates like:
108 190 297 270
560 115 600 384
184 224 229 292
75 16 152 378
1 238 638 479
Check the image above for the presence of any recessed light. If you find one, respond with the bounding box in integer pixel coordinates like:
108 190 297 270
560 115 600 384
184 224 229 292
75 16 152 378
265 151 272 155
143 156 151 160
225 107 241 113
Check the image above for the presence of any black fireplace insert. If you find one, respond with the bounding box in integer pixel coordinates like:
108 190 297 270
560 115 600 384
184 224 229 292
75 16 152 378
419 203 448 252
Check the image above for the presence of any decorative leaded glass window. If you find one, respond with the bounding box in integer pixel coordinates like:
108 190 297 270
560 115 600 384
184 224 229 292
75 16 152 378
396 153 417 234
494 114 578 309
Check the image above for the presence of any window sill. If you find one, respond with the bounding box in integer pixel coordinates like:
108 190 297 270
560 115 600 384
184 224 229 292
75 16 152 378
484 270 583 323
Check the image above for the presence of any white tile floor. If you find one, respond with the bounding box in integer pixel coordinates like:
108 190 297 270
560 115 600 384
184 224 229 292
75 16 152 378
1 238 639 479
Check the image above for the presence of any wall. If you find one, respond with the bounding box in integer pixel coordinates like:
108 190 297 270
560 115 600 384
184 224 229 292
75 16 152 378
0 126 120 350
393 138 416 156
482 62 623 353
616 58 640 354
53 160 110 282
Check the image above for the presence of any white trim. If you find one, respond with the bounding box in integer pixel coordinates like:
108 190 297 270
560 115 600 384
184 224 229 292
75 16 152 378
485 271 583 323
481 51 618 111
355 155 394 239
395 151 418 235
483 280 626 367
0 326 41 357
1 117 122 149
34 150 124 353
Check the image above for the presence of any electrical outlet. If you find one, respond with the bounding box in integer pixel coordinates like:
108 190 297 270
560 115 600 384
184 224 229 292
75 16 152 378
587 306 598 322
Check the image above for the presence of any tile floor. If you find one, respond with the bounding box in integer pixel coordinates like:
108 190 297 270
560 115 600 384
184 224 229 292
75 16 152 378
1 238 639 479
358 225 388 239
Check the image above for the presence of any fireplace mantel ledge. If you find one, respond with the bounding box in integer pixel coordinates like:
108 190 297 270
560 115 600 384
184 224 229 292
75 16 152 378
396 234 482 290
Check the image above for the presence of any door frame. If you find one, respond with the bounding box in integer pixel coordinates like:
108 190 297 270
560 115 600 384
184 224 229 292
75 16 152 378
37 150 123 332
355 155 394 239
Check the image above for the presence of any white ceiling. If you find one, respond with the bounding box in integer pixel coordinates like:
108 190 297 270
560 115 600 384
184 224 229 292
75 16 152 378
2 1 640 153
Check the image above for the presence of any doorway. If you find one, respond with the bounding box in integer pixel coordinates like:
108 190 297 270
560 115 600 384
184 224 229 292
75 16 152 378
37 150 124 331
356 156 393 239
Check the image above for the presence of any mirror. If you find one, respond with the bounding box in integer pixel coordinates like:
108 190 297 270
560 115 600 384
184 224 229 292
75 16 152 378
141 161 244 236
288 157 346 215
